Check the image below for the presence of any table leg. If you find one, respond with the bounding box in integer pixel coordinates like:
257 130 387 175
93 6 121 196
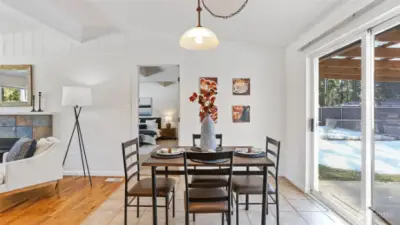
245 166 249 210
261 166 267 225
151 166 158 225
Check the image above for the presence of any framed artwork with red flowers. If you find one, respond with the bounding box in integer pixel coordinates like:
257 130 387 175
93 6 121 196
200 77 218 94
189 77 219 123
232 105 250 123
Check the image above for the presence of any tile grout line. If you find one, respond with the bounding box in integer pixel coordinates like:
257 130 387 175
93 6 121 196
281 191 314 225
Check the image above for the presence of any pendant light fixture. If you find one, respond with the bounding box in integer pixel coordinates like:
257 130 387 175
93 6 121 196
179 0 219 50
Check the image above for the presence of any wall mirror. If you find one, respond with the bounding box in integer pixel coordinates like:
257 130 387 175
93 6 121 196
0 65 32 107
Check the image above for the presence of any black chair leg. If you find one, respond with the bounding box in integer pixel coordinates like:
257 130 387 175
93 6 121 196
236 193 239 225
222 212 225 225
137 196 140 218
245 194 249 210
185 211 189 225
227 212 231 225
231 195 234 215
172 188 176 217
193 213 196 221
165 195 169 225
124 193 128 225
276 194 280 225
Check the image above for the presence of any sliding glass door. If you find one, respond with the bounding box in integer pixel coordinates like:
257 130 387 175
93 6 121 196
312 14 400 225
371 23 400 225
317 40 363 216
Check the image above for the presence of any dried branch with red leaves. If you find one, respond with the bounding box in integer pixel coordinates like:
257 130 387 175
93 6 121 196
189 78 218 122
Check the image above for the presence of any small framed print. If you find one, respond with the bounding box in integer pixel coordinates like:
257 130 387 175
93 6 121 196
232 78 250 95
232 105 250 123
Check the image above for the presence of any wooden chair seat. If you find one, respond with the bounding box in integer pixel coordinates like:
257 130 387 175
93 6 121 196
185 188 229 213
128 178 176 197
232 176 275 195
190 175 228 188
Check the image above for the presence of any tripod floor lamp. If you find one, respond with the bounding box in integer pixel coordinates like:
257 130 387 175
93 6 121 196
62 86 93 187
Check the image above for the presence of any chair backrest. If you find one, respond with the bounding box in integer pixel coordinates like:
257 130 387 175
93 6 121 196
183 151 234 204
121 138 140 189
266 136 281 179
192 134 223 147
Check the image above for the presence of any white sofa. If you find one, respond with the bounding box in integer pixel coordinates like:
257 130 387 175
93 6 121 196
0 137 64 194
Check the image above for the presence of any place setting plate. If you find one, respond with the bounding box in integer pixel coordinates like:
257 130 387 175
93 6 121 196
151 148 185 159
190 146 223 152
234 147 266 158
189 146 229 164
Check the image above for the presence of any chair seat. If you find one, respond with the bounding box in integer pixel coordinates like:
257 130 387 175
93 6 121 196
190 175 228 188
186 188 229 213
232 176 275 194
128 178 176 197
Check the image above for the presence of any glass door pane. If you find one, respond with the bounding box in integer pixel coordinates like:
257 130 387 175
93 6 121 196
317 40 363 214
372 24 400 224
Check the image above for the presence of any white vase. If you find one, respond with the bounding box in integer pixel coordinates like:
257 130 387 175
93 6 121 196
200 113 217 151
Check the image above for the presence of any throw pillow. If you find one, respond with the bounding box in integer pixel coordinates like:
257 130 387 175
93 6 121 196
14 139 36 160
6 137 30 162
46 137 60 143
146 120 158 130
139 123 148 129
146 119 157 124
24 139 37 159
34 138 54 156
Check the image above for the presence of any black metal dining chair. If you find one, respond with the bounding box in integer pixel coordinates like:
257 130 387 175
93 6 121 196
232 136 281 225
191 134 227 221
121 138 176 225
183 151 234 225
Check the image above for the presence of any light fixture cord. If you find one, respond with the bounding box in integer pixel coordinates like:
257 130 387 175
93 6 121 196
197 0 202 27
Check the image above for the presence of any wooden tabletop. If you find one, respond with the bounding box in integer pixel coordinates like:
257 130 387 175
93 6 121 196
141 146 275 167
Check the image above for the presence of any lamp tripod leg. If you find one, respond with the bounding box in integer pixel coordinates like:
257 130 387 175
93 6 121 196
62 107 82 166
63 123 77 166
75 107 92 187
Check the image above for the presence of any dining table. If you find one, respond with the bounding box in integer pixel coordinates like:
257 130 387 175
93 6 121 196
141 146 275 225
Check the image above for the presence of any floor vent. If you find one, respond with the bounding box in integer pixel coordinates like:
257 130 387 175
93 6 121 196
105 178 123 183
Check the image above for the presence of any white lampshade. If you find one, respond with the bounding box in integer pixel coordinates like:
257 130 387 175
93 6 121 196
62 86 92 107
165 115 172 122
179 26 219 50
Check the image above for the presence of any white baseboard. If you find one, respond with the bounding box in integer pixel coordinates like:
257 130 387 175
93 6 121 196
63 170 124 177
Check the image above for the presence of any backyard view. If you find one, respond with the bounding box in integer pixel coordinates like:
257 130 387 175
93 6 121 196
318 25 400 225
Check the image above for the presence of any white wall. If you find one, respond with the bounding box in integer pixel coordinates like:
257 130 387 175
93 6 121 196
139 82 179 128
284 0 400 191
0 30 285 176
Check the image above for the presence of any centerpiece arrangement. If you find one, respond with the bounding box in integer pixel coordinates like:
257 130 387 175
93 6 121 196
189 78 218 151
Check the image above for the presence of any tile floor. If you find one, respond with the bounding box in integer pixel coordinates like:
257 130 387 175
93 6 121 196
82 176 349 225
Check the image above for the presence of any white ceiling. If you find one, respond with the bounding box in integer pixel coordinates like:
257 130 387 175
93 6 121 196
0 0 347 46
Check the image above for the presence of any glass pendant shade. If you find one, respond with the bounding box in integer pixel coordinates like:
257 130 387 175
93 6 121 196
179 26 219 50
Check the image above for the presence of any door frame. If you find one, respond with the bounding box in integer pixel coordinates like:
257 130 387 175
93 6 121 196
134 64 181 143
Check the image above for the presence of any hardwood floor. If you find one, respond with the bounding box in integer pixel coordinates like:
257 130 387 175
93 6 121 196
0 176 122 225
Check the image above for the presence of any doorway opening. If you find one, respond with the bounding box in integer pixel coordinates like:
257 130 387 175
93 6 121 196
137 65 180 154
